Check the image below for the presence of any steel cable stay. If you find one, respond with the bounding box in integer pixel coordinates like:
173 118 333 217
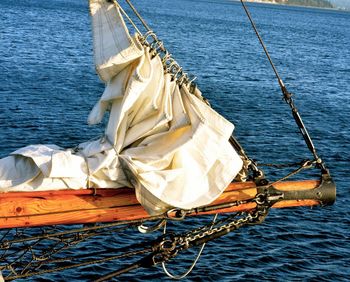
239 0 330 176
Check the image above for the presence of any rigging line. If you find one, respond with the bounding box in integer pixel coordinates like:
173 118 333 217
240 0 284 88
112 0 142 35
269 160 315 186
114 0 198 91
5 247 152 281
229 135 265 180
94 260 143 282
0 218 163 246
2 229 162 279
161 214 219 279
122 0 197 91
240 0 328 174
258 160 309 168
63 209 268 281
123 0 165 52
123 0 152 36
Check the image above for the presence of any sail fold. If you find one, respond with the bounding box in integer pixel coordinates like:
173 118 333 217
90 0 144 82
0 0 243 214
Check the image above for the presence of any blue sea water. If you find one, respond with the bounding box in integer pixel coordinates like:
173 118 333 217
0 0 349 281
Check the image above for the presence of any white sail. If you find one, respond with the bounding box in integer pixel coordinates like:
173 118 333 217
89 0 144 82
0 0 243 214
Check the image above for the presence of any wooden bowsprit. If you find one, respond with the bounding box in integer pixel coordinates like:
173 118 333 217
0 177 335 229
0 177 336 281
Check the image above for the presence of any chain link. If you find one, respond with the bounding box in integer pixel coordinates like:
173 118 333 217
149 195 270 267
180 208 267 250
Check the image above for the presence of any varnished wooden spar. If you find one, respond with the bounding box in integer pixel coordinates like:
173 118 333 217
0 179 335 229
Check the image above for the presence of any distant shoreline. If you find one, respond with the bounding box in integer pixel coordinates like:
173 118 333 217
234 0 350 11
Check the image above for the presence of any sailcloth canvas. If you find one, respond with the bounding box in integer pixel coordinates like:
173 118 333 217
0 0 243 214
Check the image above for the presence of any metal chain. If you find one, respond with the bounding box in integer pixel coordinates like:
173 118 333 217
90 191 271 282
177 207 268 252
142 208 269 270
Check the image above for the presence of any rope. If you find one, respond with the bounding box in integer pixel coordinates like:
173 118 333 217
113 0 197 89
269 160 315 186
229 136 265 182
0 218 164 247
112 0 142 35
258 160 309 168
161 214 218 279
124 0 154 40
1 219 169 281
6 248 152 281
240 0 328 175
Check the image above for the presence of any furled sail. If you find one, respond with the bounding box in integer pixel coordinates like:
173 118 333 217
0 0 242 214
